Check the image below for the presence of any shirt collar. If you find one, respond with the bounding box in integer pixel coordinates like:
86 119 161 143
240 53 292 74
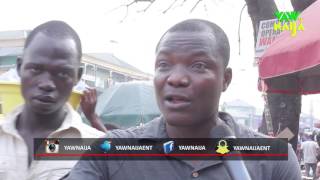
0 104 23 139
139 113 238 139
139 115 168 139
49 103 84 137
0 103 87 138
138 114 231 169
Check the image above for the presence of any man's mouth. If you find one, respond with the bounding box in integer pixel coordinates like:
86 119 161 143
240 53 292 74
164 94 191 109
34 95 56 104
165 95 190 103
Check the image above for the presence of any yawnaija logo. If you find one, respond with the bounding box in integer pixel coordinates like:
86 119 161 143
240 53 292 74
273 11 304 37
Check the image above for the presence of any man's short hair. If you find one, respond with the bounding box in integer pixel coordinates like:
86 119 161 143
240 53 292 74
24 20 82 60
156 19 230 68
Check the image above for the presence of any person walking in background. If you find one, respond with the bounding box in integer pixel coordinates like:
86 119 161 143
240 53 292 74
315 155 320 180
302 134 319 179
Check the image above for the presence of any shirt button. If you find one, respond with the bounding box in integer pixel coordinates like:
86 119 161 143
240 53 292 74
192 172 199 178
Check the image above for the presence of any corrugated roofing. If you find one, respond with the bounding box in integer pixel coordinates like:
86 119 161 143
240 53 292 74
0 47 23 57
86 53 144 74
0 49 145 75
0 31 148 76
0 30 29 40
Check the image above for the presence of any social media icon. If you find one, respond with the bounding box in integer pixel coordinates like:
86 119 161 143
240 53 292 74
163 141 174 154
216 139 230 154
45 139 59 153
100 140 111 152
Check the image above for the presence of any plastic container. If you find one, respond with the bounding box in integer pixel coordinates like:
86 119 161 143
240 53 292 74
0 82 82 120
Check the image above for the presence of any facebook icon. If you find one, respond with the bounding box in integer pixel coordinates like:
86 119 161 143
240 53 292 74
163 141 174 154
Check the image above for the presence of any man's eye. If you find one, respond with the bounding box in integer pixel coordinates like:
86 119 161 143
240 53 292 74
191 62 207 71
30 67 41 73
57 72 70 78
157 62 170 70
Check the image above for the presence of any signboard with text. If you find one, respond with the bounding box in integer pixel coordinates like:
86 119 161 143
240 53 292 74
255 19 281 59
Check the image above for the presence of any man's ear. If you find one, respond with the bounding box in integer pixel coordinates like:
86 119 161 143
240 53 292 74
222 67 232 92
16 56 22 77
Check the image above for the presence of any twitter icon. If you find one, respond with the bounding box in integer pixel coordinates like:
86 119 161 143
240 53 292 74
100 140 111 152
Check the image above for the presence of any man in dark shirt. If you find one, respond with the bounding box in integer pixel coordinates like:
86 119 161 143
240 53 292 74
63 19 301 180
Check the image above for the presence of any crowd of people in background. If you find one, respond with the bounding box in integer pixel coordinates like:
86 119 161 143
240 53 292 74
298 132 320 179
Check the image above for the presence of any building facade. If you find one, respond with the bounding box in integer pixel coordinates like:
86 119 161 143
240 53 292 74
221 99 259 130
0 30 152 90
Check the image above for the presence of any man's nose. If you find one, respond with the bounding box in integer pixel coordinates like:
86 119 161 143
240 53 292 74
167 67 190 87
38 72 56 92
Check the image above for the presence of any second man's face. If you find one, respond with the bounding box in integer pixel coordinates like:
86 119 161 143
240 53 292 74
154 31 229 127
18 33 80 115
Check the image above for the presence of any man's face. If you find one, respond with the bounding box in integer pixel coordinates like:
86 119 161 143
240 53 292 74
154 31 231 127
18 33 80 114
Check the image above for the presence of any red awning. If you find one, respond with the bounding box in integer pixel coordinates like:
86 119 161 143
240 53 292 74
258 0 320 94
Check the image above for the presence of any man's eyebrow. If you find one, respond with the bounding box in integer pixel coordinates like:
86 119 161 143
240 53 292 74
24 62 75 70
156 48 172 55
58 65 75 70
189 50 212 57
24 62 43 66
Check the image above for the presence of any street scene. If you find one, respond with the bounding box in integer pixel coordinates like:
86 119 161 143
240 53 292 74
0 0 320 179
